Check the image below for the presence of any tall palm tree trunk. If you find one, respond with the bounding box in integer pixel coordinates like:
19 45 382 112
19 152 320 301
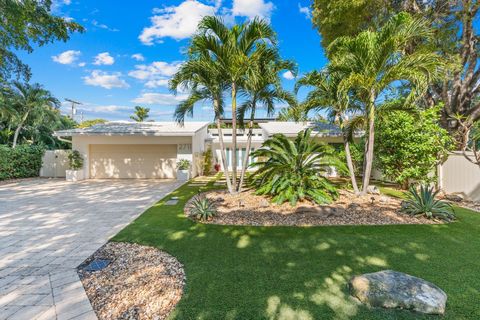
231 83 238 192
12 111 29 148
238 106 256 192
216 118 233 193
343 135 359 194
361 98 376 194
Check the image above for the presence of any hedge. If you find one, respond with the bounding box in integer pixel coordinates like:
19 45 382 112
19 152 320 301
0 145 45 181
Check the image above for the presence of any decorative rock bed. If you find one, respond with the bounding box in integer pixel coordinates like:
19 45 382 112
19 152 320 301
78 242 185 320
185 189 442 226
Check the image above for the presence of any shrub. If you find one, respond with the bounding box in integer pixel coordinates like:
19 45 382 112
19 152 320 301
177 159 191 170
249 129 345 206
202 147 213 176
401 184 455 221
0 145 45 180
67 150 83 170
188 195 217 221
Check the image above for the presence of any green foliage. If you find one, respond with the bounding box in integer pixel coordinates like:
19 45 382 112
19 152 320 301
0 144 44 180
402 184 455 221
375 106 452 187
0 0 84 81
130 106 150 122
188 195 217 221
202 147 213 176
67 150 83 170
337 141 364 175
77 119 106 128
249 129 344 205
177 159 191 170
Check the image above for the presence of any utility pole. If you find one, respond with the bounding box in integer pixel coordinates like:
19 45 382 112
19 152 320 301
65 98 82 120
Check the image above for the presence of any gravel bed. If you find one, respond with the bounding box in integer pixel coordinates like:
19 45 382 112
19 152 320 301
78 242 185 320
185 189 441 226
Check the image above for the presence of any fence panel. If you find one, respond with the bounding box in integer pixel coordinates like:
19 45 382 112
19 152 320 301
439 152 480 201
40 150 69 178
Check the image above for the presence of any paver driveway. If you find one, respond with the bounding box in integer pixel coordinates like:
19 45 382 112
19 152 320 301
0 179 183 320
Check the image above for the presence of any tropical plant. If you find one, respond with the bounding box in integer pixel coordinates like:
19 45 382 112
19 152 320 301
295 68 362 193
375 105 452 188
67 150 83 170
7 81 60 148
177 159 191 170
237 46 297 191
401 184 455 221
188 195 217 221
202 147 213 176
0 144 45 180
130 106 150 122
329 12 443 194
189 15 277 191
249 129 345 206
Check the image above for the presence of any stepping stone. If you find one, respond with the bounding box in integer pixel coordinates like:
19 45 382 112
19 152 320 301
165 199 179 205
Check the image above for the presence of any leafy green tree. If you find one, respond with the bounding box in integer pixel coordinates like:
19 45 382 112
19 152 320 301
130 106 150 122
249 128 344 205
8 81 60 148
295 69 361 193
329 13 443 194
237 47 296 191
375 106 452 188
77 119 107 128
190 16 277 191
0 0 83 81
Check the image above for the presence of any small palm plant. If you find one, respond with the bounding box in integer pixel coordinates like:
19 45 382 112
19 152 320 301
249 128 345 206
401 185 455 221
188 195 217 221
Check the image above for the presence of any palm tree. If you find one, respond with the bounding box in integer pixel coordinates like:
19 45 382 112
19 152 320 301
296 69 361 193
169 57 234 192
249 128 345 205
190 16 277 192
9 81 59 148
130 106 150 122
236 47 297 191
328 12 443 194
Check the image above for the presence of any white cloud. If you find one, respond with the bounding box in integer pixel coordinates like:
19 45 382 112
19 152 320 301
139 0 218 45
232 0 274 20
63 0 72 4
283 71 295 80
52 50 81 65
298 3 311 19
128 61 182 88
131 53 145 61
78 62 86 67
93 52 115 65
132 92 187 105
92 20 119 32
83 70 129 89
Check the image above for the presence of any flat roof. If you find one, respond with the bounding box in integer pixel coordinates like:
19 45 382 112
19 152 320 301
54 121 209 137
259 121 344 137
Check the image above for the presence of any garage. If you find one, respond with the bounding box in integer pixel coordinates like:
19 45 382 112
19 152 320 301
90 144 177 179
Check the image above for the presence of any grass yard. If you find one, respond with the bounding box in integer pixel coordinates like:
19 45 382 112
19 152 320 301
113 179 480 320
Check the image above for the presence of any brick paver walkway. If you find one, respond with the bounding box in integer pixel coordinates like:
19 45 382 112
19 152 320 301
0 179 182 320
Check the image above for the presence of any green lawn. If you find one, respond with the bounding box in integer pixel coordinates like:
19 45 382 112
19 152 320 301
113 179 480 320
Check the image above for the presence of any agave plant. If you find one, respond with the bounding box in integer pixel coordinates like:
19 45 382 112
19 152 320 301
249 128 345 206
401 185 455 221
188 195 217 221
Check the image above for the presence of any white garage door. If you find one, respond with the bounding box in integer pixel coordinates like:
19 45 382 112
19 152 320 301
90 144 177 179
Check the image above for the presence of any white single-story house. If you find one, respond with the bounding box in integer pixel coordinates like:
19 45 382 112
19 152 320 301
54 120 349 180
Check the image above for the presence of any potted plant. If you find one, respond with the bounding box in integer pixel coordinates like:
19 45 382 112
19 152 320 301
66 150 84 182
176 159 191 181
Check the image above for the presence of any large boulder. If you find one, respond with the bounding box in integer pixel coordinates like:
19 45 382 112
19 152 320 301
366 185 381 195
349 270 447 315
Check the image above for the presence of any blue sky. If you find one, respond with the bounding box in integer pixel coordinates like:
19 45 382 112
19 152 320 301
17 0 327 122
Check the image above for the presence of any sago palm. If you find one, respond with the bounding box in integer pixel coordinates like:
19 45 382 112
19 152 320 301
190 15 277 191
237 46 297 191
9 81 59 148
295 68 361 193
249 128 345 206
329 12 443 194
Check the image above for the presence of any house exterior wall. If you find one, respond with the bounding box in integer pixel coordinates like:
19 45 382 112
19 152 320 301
72 135 192 179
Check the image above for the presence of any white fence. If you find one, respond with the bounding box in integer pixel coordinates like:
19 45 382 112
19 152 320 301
40 150 69 178
438 151 480 201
